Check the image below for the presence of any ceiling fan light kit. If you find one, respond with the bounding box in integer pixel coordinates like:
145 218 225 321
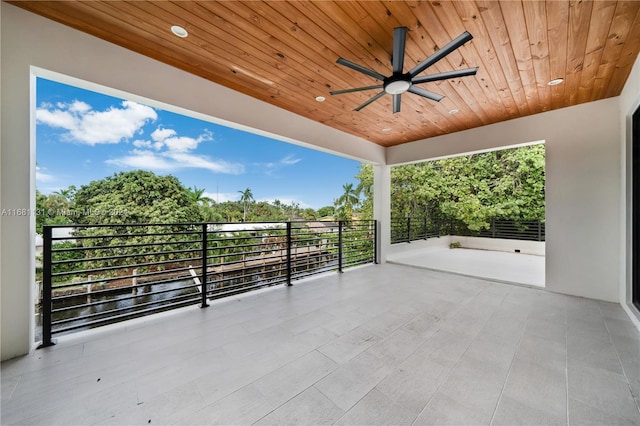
330 27 478 114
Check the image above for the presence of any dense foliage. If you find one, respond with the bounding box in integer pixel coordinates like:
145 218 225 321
356 144 545 231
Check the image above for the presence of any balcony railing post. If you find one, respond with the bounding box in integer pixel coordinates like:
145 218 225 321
406 216 411 243
338 221 343 273
537 220 542 242
423 216 428 240
200 223 209 308
374 220 379 264
38 225 55 348
286 221 293 286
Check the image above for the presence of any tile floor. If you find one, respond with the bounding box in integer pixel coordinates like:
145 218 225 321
1 263 639 425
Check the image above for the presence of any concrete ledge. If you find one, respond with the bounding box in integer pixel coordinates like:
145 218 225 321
388 236 452 256
451 236 545 256
389 235 545 257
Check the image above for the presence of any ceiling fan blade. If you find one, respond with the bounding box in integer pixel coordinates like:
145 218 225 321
408 86 444 102
409 31 474 78
336 58 387 81
392 27 407 74
354 91 386 111
393 94 402 113
330 84 384 95
411 67 479 84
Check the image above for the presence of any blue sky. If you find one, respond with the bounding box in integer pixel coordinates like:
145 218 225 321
36 78 361 209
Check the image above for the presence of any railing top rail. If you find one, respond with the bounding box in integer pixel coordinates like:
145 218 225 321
43 219 375 229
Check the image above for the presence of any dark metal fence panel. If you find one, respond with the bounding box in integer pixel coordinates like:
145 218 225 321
462 219 546 242
390 217 443 244
40 220 376 343
390 218 545 244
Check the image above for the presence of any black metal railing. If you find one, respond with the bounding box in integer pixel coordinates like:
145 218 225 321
390 218 545 244
390 217 442 243
39 220 377 345
465 219 545 242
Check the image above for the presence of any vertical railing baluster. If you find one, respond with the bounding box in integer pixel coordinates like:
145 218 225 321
38 226 54 348
338 221 343 273
286 222 293 286
374 220 379 264
200 223 209 308
537 220 542 242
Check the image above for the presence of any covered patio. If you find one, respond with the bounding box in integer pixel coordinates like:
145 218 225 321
2 263 639 425
2 2 640 425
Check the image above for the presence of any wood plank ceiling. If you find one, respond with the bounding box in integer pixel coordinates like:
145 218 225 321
10 1 640 147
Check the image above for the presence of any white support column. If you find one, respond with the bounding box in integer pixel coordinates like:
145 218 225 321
373 164 391 263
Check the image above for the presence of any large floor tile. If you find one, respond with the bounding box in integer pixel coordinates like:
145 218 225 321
317 326 381 364
492 394 566 425
500 357 567 418
414 392 493 426
253 350 336 407
568 361 640 424
315 351 392 412
254 386 344 425
173 384 273 425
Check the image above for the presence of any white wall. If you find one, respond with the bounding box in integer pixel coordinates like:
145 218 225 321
0 3 385 361
388 98 622 303
620 52 640 326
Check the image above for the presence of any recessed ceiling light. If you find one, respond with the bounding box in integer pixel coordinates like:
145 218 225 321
548 78 564 86
171 25 188 38
315 96 326 102
448 109 459 115
382 128 391 133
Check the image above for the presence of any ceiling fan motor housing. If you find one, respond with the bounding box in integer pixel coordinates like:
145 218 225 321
384 73 412 95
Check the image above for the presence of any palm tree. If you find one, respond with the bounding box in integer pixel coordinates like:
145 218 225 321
335 183 359 221
187 186 213 206
238 188 254 221
52 186 77 203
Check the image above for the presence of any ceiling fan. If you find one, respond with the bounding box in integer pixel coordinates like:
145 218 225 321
330 27 479 113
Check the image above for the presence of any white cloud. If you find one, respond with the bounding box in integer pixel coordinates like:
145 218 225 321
151 127 213 153
68 100 91 114
106 150 177 171
164 136 201 153
35 166 55 183
107 149 244 175
36 100 157 145
133 139 153 148
260 154 302 175
280 154 301 165
108 126 241 175
166 152 244 174
151 127 177 142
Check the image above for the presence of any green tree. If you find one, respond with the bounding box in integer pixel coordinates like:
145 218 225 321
35 188 75 234
317 205 336 219
301 208 318 221
74 170 202 225
355 165 374 220
68 171 204 272
334 183 359 221
238 188 254 222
